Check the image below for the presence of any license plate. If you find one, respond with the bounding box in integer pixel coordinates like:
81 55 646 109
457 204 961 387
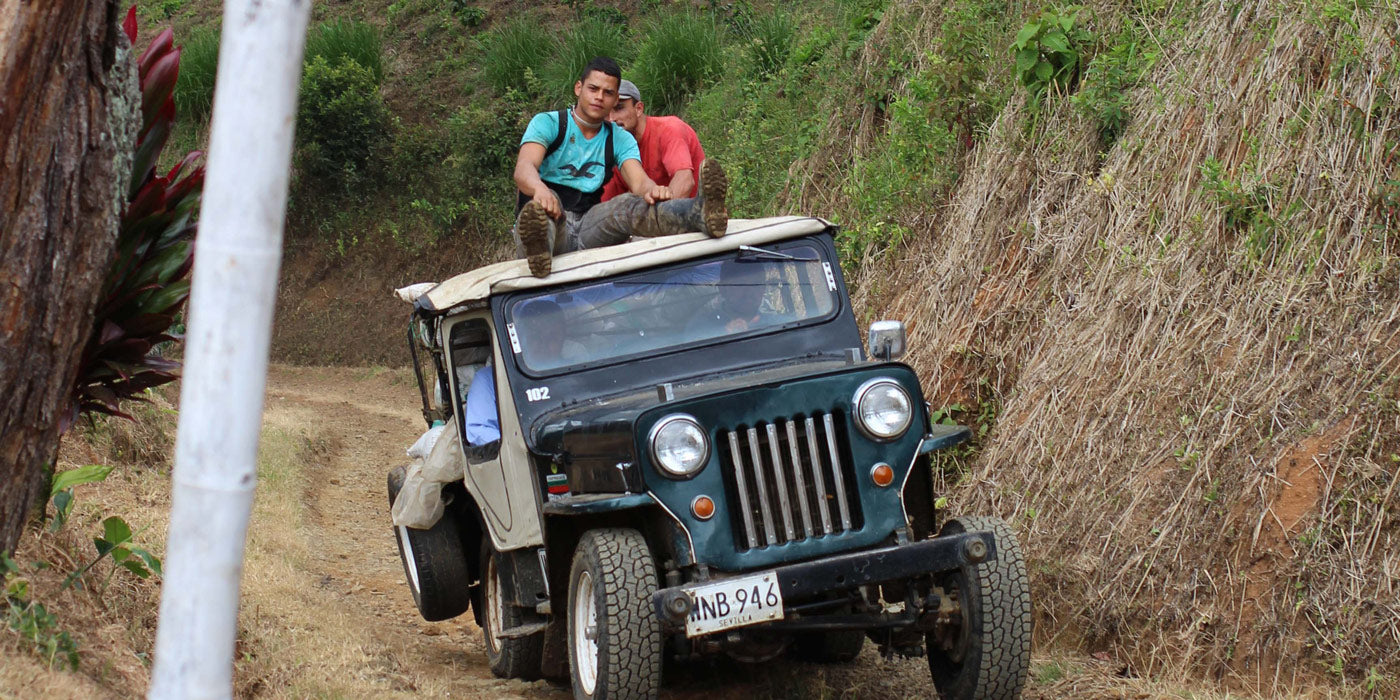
683 571 784 637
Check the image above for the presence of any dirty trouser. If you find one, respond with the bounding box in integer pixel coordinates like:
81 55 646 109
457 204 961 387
512 191 704 259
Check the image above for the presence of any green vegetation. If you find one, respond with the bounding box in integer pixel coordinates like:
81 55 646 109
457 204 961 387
297 55 391 184
742 10 797 77
1011 6 1092 106
173 26 219 120
305 19 385 84
632 13 724 114
545 16 636 96
2 557 79 671
481 18 555 96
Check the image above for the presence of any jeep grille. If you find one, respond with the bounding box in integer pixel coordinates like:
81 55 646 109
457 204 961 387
719 413 863 551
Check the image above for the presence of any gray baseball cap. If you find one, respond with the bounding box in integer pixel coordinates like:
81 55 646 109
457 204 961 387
618 79 642 103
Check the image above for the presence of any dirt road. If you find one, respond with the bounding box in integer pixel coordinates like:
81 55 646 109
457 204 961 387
247 366 1206 699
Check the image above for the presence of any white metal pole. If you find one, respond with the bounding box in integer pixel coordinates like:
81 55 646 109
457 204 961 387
148 0 309 697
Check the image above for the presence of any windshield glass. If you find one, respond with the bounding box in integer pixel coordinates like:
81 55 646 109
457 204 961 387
507 244 837 373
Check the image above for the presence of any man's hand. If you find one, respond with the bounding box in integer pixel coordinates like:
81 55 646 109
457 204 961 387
644 185 673 204
532 187 563 219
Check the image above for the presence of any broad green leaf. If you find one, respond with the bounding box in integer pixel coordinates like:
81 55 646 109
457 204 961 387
137 279 191 315
1041 31 1070 53
1016 48 1039 74
1013 22 1040 46
110 545 133 564
120 558 151 578
50 464 114 497
133 548 163 576
1035 61 1054 80
101 516 133 546
1058 15 1074 32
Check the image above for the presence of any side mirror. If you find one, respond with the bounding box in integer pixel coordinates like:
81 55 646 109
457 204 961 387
867 320 906 361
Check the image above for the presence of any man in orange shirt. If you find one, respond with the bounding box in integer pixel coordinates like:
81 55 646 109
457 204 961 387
601 80 707 203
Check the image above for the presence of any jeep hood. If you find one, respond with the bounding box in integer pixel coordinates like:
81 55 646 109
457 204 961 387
531 355 858 459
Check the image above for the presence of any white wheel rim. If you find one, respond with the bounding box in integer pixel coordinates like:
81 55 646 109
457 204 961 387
397 527 421 595
572 570 598 694
486 556 504 654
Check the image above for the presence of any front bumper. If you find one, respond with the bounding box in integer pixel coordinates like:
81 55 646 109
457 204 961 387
652 531 996 632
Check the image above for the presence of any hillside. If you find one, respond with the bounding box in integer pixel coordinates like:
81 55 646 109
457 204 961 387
60 0 1400 696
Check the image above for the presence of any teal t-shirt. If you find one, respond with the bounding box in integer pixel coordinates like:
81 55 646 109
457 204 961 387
521 110 641 194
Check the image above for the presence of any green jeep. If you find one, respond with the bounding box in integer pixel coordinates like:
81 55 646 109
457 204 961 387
389 216 1031 699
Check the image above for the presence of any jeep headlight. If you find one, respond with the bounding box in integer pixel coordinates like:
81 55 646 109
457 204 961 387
853 379 912 440
649 414 709 478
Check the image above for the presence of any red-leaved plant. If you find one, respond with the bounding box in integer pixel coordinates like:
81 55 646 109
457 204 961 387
62 7 206 429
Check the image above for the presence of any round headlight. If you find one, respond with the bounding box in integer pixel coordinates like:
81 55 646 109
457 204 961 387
854 379 913 440
649 414 710 478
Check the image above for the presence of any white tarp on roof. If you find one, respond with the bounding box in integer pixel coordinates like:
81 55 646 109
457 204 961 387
418 215 832 313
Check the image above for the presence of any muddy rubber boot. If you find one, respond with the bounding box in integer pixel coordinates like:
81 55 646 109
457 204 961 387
698 158 728 238
517 201 553 278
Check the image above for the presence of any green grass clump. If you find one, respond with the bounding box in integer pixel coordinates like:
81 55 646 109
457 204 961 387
306 19 384 85
633 13 722 114
174 27 219 121
544 17 634 97
481 17 555 95
744 10 796 76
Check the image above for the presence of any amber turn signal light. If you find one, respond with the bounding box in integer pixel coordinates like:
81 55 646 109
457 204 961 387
870 463 894 487
691 495 716 520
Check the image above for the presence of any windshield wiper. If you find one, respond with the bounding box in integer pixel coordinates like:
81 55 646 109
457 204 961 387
736 245 818 262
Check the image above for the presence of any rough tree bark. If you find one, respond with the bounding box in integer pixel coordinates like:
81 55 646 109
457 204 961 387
0 0 137 554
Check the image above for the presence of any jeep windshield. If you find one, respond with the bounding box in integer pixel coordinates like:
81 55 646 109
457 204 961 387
506 243 838 374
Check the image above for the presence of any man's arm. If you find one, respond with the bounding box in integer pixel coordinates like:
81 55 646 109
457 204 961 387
619 159 672 204
668 169 695 200
514 142 562 218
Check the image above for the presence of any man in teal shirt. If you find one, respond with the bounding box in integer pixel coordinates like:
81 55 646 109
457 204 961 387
512 56 727 278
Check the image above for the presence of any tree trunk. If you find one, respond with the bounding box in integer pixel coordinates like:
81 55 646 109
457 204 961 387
0 0 137 554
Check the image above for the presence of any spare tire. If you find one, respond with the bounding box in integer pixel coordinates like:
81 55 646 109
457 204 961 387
388 466 472 622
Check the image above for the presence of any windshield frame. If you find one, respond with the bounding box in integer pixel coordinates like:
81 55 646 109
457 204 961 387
500 238 845 379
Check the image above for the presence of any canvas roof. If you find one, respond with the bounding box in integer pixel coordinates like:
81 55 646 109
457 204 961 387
417 215 834 313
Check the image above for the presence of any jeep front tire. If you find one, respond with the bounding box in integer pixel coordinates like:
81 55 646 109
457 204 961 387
567 528 662 699
926 516 1031 700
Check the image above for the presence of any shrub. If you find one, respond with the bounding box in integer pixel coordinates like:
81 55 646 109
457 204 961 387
174 26 219 121
632 13 722 114
305 19 384 85
1011 7 1092 104
745 10 796 77
544 17 633 97
481 17 555 95
1072 24 1156 146
296 55 390 183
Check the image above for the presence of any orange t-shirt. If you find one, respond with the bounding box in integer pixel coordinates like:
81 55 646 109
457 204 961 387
601 115 706 201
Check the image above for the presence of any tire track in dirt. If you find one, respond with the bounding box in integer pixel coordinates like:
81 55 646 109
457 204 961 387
258 365 562 699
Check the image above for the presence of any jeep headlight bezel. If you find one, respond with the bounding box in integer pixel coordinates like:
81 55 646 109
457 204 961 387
648 414 710 478
853 378 913 441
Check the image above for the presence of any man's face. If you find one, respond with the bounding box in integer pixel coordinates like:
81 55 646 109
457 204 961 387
609 98 643 135
574 71 620 124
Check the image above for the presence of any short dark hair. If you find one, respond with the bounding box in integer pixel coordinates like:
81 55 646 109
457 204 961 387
578 56 621 84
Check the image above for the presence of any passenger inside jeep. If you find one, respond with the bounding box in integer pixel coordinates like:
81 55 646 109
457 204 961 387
450 321 500 453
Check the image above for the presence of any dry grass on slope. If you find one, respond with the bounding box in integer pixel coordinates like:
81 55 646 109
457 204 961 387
874 0 1399 696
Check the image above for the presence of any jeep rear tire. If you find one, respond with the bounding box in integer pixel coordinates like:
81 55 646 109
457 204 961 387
482 543 544 680
927 516 1031 700
791 630 865 663
567 528 661 700
387 466 472 622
